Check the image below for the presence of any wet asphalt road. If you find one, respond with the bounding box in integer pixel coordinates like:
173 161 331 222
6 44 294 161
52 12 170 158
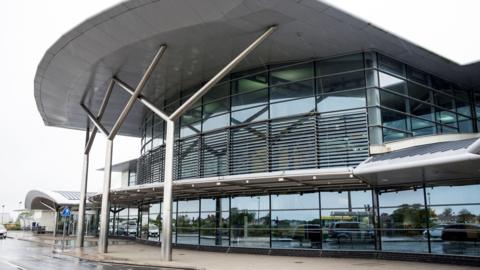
0 238 178 270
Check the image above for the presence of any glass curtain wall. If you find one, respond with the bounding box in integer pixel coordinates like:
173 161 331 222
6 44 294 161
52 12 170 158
141 51 477 152
367 52 477 143
109 185 480 256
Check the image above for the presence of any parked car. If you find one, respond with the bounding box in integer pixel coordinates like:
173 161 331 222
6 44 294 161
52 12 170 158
328 222 373 242
441 224 480 242
0 225 7 239
148 225 159 238
117 221 138 237
423 224 447 239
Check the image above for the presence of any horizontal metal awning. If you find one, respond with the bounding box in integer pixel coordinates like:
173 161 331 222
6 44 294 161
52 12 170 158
89 167 369 205
354 138 480 187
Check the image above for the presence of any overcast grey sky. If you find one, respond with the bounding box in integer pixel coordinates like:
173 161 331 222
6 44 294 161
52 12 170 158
0 0 479 216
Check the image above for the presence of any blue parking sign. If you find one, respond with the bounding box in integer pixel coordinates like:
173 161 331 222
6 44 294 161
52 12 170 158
61 207 71 217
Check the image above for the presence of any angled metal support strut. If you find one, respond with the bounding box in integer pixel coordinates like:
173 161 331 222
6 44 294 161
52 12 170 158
77 79 115 248
98 44 167 254
118 25 277 261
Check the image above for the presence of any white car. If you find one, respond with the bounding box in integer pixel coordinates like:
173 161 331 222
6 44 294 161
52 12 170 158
423 224 447 239
0 225 7 239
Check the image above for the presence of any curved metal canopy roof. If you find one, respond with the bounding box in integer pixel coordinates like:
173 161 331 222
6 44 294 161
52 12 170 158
25 190 95 210
34 0 480 137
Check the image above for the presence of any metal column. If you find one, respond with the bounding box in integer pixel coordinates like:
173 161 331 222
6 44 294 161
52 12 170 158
372 188 382 250
98 139 114 253
76 128 90 247
160 120 175 260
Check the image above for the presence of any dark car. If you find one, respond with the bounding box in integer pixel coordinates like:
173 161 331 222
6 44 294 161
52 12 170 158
441 224 480 242
292 224 322 247
328 222 373 242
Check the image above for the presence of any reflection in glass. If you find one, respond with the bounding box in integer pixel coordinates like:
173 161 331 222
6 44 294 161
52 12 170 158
317 53 364 75
379 72 406 94
378 54 404 76
320 71 365 93
380 90 406 112
270 97 315 118
270 62 313 86
317 90 366 113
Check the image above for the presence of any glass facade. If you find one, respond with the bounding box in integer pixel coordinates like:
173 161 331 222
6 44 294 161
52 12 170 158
109 184 480 256
136 51 479 185
118 51 480 259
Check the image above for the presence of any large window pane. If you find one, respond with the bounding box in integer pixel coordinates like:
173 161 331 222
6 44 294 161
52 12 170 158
409 98 434 121
271 210 321 248
177 199 199 245
232 88 268 111
379 72 406 94
270 79 314 102
426 185 480 256
380 90 407 112
270 62 314 86
379 189 428 253
321 191 374 250
202 113 229 132
317 53 364 75
270 97 315 118
230 195 270 248
231 105 268 124
434 92 455 110
381 109 407 131
378 54 404 76
408 82 432 103
232 70 268 94
317 89 366 113
320 71 365 93
203 98 229 117
383 127 409 142
204 83 230 102
411 117 436 136
406 66 429 86
271 193 319 210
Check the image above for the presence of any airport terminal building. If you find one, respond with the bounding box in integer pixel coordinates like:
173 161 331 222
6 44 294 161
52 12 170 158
34 0 480 262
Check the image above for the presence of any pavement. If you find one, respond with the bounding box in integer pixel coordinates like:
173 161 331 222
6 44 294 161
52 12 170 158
7 231 480 270
0 234 178 270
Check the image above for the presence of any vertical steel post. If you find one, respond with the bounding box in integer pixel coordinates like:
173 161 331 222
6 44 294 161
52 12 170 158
53 209 58 237
98 139 114 253
161 120 175 261
372 188 382 250
77 127 90 247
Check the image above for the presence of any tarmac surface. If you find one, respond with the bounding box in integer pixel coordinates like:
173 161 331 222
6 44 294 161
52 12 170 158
0 236 180 270
4 231 480 270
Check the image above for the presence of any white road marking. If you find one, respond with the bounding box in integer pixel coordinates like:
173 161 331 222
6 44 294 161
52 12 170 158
2 260 27 270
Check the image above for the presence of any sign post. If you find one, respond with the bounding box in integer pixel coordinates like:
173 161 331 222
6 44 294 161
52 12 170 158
60 207 71 251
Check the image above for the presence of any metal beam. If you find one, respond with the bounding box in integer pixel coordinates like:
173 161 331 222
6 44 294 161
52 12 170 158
169 25 277 120
81 103 109 137
113 77 170 122
84 79 115 154
107 45 167 140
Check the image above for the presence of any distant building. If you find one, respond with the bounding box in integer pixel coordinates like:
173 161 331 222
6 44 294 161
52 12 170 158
24 190 97 234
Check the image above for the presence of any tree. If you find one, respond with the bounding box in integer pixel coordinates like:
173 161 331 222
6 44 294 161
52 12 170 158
457 208 476 223
442 208 453 217
16 211 33 229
